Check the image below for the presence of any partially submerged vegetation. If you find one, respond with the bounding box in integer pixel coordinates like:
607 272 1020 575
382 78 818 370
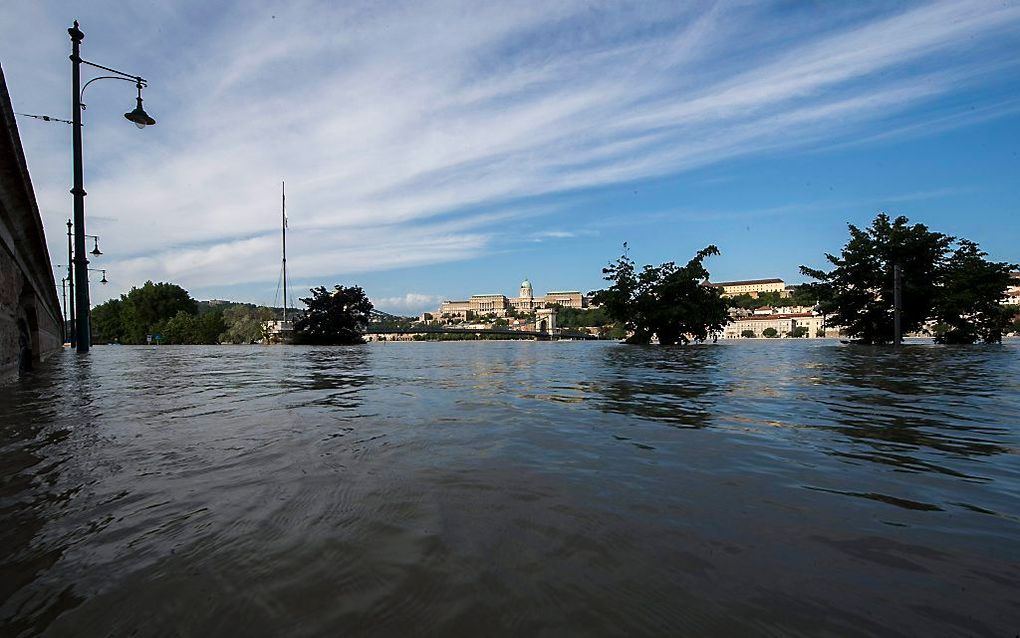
801 213 1017 344
591 244 730 345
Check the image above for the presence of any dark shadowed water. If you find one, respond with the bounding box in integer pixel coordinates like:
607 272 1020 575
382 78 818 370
2 341 1019 637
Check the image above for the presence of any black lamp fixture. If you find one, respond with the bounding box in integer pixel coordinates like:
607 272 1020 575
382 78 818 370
124 79 156 129
90 236 102 256
87 267 108 285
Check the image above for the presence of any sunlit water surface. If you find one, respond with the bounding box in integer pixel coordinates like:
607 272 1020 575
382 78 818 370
2 341 1018 636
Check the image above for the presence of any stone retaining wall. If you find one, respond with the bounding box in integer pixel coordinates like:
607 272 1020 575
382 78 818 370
0 63 64 383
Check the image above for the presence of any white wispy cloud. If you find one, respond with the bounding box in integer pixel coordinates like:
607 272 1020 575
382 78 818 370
2 0 1018 303
372 293 444 315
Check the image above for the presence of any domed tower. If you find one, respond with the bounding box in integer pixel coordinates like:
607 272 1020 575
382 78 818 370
519 278 533 299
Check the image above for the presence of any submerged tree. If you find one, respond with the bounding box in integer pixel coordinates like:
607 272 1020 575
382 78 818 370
221 305 275 344
801 213 1015 344
932 240 1015 344
800 214 951 344
592 244 730 345
293 285 373 345
90 281 199 344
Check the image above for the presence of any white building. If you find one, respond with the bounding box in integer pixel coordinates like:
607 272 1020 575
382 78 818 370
721 312 828 339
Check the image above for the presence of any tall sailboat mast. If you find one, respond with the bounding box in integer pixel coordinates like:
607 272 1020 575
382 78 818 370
282 181 288 325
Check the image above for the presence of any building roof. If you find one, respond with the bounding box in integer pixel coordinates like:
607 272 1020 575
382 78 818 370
738 312 816 320
545 290 581 295
521 278 532 289
709 278 784 287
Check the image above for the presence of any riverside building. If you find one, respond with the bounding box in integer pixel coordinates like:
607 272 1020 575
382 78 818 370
722 312 828 339
707 278 789 298
436 279 589 320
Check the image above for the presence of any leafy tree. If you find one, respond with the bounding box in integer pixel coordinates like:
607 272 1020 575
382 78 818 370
153 308 225 344
740 329 756 338
293 285 373 345
801 214 953 344
91 298 124 343
120 281 199 344
550 304 612 328
762 327 779 338
221 305 275 344
788 326 809 338
90 281 198 344
592 244 730 345
932 241 1016 343
788 285 820 307
193 309 227 344
815 329 826 338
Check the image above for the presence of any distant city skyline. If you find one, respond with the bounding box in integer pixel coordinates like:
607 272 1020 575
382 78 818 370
2 1 1018 316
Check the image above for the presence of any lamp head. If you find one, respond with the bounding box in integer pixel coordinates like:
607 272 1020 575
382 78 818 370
91 237 102 256
124 96 156 128
100 271 108 285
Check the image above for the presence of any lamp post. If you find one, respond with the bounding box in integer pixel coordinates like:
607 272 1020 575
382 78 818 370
68 20 154 352
66 219 75 348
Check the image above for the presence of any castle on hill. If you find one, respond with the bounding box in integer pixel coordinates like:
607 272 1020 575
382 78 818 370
434 279 589 319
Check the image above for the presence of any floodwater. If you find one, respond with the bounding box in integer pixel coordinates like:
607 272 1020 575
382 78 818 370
1 341 1018 637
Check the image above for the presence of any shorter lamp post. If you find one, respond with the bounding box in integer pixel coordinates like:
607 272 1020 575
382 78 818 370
64 219 104 347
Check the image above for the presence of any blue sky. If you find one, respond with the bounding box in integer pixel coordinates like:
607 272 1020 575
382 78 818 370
2 1 1018 315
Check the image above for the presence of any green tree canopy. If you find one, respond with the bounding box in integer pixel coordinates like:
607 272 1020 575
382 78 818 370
221 305 275 344
932 241 1015 343
91 281 198 344
801 213 1015 344
591 244 730 345
293 285 373 345
762 327 778 338
91 298 124 343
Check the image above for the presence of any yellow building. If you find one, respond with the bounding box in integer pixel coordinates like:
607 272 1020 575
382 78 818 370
542 291 585 308
708 278 787 298
511 279 540 312
440 279 588 320
1004 272 1020 306
721 312 827 339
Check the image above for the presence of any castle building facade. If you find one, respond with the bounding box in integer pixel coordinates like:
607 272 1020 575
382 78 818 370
437 279 589 319
707 278 788 298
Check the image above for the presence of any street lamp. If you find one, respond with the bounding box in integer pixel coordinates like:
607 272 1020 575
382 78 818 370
88 235 102 256
89 268 109 285
68 20 154 352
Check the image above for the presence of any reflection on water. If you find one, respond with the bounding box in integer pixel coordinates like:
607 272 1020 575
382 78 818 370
1 341 1018 636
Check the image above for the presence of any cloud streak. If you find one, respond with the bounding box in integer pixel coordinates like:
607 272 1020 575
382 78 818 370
2 0 1018 304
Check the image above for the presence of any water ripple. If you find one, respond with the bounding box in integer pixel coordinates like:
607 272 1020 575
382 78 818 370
1 341 1018 636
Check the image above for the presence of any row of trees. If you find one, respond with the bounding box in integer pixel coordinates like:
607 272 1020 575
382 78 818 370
91 281 278 345
801 214 1016 344
89 281 375 346
592 214 1017 345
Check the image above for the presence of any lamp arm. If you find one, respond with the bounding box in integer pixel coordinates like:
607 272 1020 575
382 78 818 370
81 58 146 85
80 75 139 102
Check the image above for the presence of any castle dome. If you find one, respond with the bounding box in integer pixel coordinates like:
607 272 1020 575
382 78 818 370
521 278 532 289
